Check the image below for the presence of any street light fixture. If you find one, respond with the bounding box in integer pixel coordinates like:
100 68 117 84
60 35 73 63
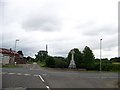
13 39 19 64
15 39 19 51
100 38 102 72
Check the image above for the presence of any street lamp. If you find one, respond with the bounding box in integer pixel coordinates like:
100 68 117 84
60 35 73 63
13 39 19 64
100 38 102 72
15 39 19 51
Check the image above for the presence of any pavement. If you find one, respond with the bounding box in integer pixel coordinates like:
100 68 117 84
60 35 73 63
1 63 119 90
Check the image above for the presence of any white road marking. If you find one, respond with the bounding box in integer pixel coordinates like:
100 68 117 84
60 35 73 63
2 72 40 77
24 74 31 76
39 75 45 82
101 77 107 79
30 68 39 70
2 72 7 74
33 62 37 64
30 68 32 70
8 73 15 75
2 72 42 77
43 73 47 76
33 74 39 77
35 69 39 70
88 77 106 79
88 76 118 79
17 73 22 75
109 76 118 79
14 87 25 89
46 86 50 90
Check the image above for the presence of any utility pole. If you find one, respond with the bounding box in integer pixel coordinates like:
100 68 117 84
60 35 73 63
13 39 19 64
46 44 48 55
100 38 102 72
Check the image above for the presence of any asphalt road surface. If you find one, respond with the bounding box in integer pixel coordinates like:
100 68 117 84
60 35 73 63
2 63 119 90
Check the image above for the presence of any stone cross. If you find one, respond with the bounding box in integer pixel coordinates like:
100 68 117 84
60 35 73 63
68 49 76 69
71 50 75 61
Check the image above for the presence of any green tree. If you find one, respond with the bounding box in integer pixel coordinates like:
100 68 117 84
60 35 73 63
110 57 120 62
35 50 48 62
17 51 24 56
54 56 67 68
82 46 95 70
45 56 55 68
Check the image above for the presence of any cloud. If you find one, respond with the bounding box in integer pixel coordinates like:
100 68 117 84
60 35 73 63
83 26 117 36
0 0 4 20
20 0 65 32
22 16 61 32
1 0 118 59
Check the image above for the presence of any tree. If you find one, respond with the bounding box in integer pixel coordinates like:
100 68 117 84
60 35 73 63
110 57 120 62
82 46 95 70
45 56 55 68
35 50 48 62
67 48 83 68
17 51 24 56
54 56 67 68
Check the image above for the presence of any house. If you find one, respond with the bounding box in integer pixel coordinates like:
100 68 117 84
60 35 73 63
0 48 27 65
15 50 27 64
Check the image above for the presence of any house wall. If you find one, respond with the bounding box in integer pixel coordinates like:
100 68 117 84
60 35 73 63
0 48 27 65
0 53 2 64
2 54 10 65
15 58 27 64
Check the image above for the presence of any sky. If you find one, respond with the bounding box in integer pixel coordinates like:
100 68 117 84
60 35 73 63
0 0 119 59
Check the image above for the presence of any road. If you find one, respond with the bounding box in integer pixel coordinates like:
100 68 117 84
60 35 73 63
2 63 119 90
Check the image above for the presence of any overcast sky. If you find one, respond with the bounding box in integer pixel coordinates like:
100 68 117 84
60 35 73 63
1 0 119 59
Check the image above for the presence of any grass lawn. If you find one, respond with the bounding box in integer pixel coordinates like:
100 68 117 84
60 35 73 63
27 61 33 64
37 62 46 67
2 64 20 68
112 62 120 64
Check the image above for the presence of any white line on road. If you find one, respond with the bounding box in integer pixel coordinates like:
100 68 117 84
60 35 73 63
24 74 31 76
39 75 45 82
30 68 39 70
30 68 32 70
33 74 39 77
46 86 50 90
109 77 118 79
17 73 22 75
43 73 47 76
2 72 7 74
8 73 15 75
33 62 37 64
88 76 118 79
2 72 41 77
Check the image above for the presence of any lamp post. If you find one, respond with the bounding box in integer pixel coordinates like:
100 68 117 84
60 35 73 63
13 39 19 64
100 38 102 72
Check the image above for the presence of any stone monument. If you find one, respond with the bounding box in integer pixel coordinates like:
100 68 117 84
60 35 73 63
68 49 76 68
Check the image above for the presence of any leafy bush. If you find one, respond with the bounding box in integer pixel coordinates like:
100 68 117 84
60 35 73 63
91 63 120 72
55 59 67 68
100 63 120 72
110 64 120 72
45 56 55 68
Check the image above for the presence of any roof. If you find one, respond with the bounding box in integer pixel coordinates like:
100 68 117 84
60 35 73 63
0 48 19 56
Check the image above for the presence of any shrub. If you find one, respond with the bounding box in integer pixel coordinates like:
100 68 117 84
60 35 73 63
55 59 67 68
45 56 55 68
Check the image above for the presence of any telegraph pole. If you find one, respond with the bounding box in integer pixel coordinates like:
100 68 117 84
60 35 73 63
100 38 102 72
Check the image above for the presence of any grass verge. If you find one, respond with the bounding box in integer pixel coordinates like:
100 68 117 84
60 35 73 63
2 64 20 68
27 61 33 64
37 62 46 67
